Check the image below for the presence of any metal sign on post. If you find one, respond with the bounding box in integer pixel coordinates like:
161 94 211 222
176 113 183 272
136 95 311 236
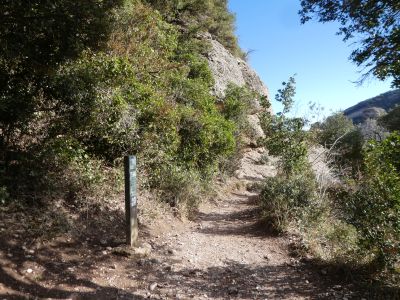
124 155 138 247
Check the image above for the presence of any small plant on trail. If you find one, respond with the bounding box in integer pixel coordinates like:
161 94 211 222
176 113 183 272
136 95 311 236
259 76 315 230
260 76 309 178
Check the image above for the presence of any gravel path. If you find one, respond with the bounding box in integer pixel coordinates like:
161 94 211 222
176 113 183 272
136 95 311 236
131 181 358 299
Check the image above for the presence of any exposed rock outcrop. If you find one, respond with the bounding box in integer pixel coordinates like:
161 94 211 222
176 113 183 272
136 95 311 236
201 32 269 114
201 32 274 183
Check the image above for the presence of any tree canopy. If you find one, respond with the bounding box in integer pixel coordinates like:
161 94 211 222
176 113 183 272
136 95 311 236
299 0 400 88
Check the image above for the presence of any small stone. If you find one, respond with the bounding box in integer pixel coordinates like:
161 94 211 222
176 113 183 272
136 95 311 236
149 258 160 264
164 265 172 272
106 246 112 251
26 268 33 274
167 249 175 255
133 244 151 257
102 250 108 255
228 287 238 295
137 259 145 266
149 282 158 291
333 285 342 289
263 255 269 260
305 280 309 284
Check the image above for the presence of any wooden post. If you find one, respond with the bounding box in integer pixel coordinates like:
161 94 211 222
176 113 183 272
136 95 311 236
124 155 138 247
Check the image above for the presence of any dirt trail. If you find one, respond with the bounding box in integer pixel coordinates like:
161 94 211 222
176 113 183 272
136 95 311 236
0 166 360 299
129 181 357 300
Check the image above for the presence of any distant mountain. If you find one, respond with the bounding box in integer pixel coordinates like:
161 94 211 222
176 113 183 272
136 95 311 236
344 89 400 124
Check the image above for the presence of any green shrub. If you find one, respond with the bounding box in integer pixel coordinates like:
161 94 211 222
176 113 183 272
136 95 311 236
215 85 257 176
312 112 363 176
344 132 400 268
36 137 111 204
258 76 315 232
143 0 243 57
0 0 245 217
379 106 400 132
315 112 355 146
260 170 317 231
260 77 309 177
221 84 255 123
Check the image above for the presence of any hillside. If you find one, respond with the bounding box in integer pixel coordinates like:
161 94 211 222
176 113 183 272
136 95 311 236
0 0 269 214
343 89 400 124
1 1 399 299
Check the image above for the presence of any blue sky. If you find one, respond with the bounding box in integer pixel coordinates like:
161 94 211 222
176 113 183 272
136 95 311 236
228 0 394 118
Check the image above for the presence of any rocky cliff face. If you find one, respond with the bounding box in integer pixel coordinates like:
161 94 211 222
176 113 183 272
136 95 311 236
202 33 269 112
202 32 270 144
201 33 276 183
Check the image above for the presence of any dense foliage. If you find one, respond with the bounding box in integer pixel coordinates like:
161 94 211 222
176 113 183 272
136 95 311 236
312 112 363 174
299 0 400 87
260 77 400 276
142 0 243 57
379 106 400 131
0 0 246 214
344 132 400 268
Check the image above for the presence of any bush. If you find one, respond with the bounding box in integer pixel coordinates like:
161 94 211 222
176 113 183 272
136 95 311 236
379 106 400 132
142 0 243 57
259 77 317 231
344 132 400 268
315 112 355 146
312 112 363 176
260 169 316 231
260 76 309 177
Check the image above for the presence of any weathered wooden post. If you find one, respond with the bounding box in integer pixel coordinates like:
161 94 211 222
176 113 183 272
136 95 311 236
124 155 138 247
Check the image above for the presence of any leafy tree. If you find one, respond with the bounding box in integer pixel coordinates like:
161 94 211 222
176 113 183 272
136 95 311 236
260 76 308 177
0 0 122 162
315 112 355 146
259 76 316 231
299 0 400 87
314 112 363 173
379 106 400 131
0 0 240 213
